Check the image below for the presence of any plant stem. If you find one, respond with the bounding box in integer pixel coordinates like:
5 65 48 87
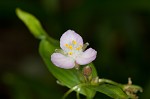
76 91 80 99
62 85 78 99
99 78 123 88
62 88 73 99
62 83 90 99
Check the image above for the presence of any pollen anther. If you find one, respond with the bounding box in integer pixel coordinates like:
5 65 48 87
76 47 80 50
65 44 69 47
69 45 73 50
76 45 82 51
68 52 73 55
72 40 77 45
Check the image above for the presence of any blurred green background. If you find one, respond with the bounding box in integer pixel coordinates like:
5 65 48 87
0 0 150 99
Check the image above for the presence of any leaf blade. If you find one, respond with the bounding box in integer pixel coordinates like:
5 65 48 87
89 84 128 99
39 39 97 98
16 8 98 98
16 8 46 39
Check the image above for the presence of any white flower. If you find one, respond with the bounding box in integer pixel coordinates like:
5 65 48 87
51 30 97 69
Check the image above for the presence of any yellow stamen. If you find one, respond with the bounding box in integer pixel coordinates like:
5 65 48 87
76 47 80 50
65 44 69 47
76 45 82 51
69 45 73 50
68 52 73 55
72 40 77 45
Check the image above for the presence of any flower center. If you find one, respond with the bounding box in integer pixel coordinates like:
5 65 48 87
64 40 82 59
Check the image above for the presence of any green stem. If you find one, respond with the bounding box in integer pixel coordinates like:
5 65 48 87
75 66 85 83
99 78 123 88
62 86 77 99
76 91 80 99
62 83 90 99
86 96 93 99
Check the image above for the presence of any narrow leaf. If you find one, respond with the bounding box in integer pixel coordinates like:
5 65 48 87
16 8 46 39
39 39 96 98
16 8 98 98
16 8 58 46
89 84 128 99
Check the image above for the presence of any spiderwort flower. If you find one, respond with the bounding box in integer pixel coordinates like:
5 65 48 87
51 30 97 69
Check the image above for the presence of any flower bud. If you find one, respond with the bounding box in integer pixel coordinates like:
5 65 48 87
83 66 92 77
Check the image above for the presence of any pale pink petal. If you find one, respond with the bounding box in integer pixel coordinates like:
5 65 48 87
51 53 75 69
76 48 97 65
60 30 83 50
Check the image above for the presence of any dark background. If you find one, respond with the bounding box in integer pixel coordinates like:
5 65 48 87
0 0 150 99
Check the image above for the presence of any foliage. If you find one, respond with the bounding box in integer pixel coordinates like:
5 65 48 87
16 8 142 99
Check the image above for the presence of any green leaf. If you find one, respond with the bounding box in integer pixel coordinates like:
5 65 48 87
39 39 96 98
16 8 98 98
16 8 46 39
90 84 128 99
16 8 58 46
